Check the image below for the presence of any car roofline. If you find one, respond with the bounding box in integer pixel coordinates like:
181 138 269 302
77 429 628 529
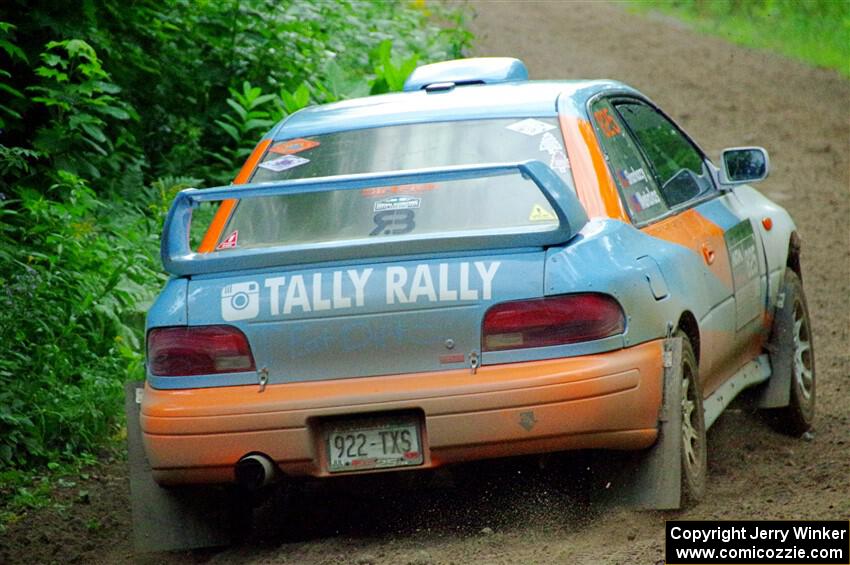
265 79 633 140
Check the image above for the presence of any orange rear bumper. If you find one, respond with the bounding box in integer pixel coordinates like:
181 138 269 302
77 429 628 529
141 339 664 485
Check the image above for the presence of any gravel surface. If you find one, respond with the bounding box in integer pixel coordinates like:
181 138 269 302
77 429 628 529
2 2 847 564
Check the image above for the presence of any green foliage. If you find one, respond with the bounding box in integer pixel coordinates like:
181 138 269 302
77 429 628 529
0 145 40 178
28 39 137 180
207 38 432 184
215 81 277 150
0 0 472 484
144 175 204 220
633 0 850 78
370 39 420 95
278 82 312 115
0 174 163 468
209 81 279 182
0 23 26 130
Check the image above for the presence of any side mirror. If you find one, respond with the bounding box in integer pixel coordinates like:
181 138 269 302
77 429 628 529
721 147 769 184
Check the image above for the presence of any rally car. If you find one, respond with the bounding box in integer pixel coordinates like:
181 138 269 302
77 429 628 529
127 58 815 550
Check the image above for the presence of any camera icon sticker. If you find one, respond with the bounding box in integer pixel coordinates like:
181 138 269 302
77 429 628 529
221 281 260 322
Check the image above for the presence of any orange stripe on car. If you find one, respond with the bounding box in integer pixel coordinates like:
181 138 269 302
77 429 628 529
197 139 272 253
559 115 630 222
643 208 734 290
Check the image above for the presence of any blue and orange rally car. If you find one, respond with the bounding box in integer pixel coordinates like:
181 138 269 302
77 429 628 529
127 58 815 549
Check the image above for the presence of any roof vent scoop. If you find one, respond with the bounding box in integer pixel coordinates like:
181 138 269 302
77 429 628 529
402 57 529 92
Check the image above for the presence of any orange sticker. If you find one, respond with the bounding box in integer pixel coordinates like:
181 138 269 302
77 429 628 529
593 108 621 138
269 138 320 155
361 183 438 197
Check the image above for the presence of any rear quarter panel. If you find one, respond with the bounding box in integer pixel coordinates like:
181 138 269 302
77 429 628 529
543 219 727 350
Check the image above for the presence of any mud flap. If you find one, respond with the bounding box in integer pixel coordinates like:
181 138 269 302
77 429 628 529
125 381 235 552
615 337 683 510
756 305 792 409
757 365 790 408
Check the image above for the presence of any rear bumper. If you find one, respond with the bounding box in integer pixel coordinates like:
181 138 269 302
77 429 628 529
141 339 664 485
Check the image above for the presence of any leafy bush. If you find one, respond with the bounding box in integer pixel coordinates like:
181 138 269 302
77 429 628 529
1 0 471 189
0 174 162 467
0 0 471 476
208 81 279 182
28 39 138 181
0 22 26 130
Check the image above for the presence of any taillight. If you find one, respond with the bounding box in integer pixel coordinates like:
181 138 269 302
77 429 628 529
482 294 625 351
147 325 256 376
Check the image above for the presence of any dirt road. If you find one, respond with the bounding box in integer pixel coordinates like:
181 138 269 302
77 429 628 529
2 2 847 564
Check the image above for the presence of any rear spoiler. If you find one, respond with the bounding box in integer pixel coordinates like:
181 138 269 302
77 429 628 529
161 160 588 277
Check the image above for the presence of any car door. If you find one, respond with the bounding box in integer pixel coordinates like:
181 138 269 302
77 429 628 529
590 97 767 396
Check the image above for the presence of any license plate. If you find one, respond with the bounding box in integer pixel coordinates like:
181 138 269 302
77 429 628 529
325 415 423 473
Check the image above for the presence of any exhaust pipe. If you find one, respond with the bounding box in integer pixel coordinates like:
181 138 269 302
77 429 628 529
235 453 276 490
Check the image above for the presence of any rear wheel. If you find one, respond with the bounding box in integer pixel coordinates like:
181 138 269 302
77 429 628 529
763 268 816 436
678 332 707 507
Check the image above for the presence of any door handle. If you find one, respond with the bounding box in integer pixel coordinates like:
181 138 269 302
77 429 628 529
701 243 716 265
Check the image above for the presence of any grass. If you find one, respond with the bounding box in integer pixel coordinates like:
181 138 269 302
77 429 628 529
631 0 850 78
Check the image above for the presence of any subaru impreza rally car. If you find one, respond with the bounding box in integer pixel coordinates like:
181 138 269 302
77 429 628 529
127 58 815 550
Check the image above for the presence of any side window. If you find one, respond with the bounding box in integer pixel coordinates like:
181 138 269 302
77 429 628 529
590 100 669 224
613 102 714 208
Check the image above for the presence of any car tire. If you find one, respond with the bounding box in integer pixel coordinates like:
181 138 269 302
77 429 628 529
677 331 707 507
762 268 816 436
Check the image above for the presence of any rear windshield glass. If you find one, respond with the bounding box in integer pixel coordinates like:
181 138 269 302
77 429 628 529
215 118 574 251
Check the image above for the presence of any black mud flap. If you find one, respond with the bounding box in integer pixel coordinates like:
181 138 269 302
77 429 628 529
756 301 792 409
606 337 683 510
756 360 790 408
125 381 236 552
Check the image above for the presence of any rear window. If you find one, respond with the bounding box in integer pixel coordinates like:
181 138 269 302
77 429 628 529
214 118 575 251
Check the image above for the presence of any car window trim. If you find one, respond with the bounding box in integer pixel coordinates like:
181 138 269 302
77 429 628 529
630 190 722 228
608 99 669 204
585 93 720 228
586 95 669 225
606 95 716 172
610 97 717 205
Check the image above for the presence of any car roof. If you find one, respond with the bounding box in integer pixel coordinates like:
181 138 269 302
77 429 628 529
269 79 635 140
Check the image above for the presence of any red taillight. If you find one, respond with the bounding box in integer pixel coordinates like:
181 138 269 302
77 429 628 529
482 294 625 351
147 325 256 376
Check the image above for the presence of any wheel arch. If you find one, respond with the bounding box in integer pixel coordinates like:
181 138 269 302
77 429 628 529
676 310 700 366
787 231 802 281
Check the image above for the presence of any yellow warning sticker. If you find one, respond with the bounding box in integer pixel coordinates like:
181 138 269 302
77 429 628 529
529 204 556 222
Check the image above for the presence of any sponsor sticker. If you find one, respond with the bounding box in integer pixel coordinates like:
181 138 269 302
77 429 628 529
216 230 239 250
506 118 556 136
221 281 260 321
617 167 647 187
220 261 503 321
549 150 570 173
259 154 310 172
269 138 320 155
630 188 662 211
593 107 621 138
538 131 563 155
726 220 762 329
361 183 437 197
374 196 421 212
